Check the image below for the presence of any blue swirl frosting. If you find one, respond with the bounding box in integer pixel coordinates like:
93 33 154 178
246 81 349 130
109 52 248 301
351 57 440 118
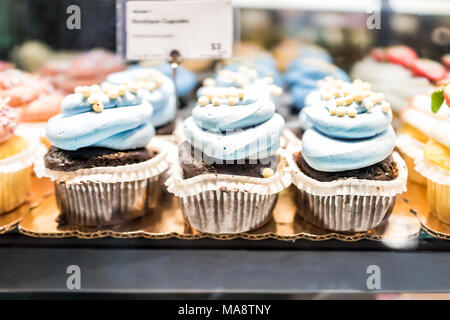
46 88 154 151
302 126 396 172
106 68 176 128
184 94 284 160
301 79 395 172
192 97 275 132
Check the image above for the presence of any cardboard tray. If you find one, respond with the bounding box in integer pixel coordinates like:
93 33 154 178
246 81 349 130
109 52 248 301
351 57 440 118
18 177 424 241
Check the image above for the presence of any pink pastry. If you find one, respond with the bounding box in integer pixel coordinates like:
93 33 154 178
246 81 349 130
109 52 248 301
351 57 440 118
0 98 19 143
39 49 126 94
0 61 13 72
0 69 63 122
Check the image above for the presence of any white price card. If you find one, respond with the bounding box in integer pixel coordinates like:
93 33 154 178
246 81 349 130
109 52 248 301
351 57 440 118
124 0 233 60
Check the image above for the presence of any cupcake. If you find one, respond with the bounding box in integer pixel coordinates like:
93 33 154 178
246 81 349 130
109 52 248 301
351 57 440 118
397 93 449 185
106 68 177 135
415 84 450 224
34 83 171 227
351 46 447 113
166 86 291 234
273 40 333 72
0 98 44 213
288 78 407 232
286 57 349 111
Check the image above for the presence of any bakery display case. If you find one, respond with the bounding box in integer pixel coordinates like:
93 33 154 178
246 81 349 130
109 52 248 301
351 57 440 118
0 0 449 299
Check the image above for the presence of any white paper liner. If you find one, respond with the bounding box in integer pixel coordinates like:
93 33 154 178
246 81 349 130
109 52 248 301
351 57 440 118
288 151 407 197
415 158 450 185
34 137 172 184
395 134 424 161
0 136 46 173
166 150 292 197
281 129 302 154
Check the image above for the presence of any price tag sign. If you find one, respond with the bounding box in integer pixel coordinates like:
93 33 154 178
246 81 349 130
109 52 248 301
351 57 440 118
123 0 233 60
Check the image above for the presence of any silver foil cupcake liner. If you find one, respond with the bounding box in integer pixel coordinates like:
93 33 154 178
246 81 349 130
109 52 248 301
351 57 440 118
35 138 172 227
287 151 408 232
166 150 292 234
294 189 396 232
54 174 163 227
180 190 278 234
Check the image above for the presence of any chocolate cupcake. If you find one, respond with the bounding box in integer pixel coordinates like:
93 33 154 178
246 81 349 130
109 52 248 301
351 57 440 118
288 78 407 232
34 83 171 227
166 87 291 234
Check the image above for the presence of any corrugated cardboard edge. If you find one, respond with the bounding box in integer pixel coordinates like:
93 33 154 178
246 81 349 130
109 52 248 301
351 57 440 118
0 220 20 234
416 215 450 240
19 225 420 242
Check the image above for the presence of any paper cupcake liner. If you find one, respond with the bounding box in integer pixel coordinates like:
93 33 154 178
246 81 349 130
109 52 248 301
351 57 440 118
396 134 426 185
181 191 277 234
0 137 46 214
0 167 32 214
288 151 407 197
54 174 162 227
34 137 171 183
35 137 171 226
288 151 407 232
166 150 291 234
427 180 450 225
415 158 450 185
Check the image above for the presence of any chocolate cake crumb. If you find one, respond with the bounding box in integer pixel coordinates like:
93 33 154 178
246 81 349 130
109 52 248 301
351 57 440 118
44 146 155 171
179 141 279 179
296 152 398 182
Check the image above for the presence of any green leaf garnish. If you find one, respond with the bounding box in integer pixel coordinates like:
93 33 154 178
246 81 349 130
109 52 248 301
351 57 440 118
431 87 444 113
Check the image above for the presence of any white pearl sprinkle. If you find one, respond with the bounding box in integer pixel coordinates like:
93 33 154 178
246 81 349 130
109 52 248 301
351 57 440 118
347 106 357 117
211 97 221 106
198 96 209 107
92 102 104 113
336 107 346 117
203 78 216 87
228 97 237 106
381 101 391 113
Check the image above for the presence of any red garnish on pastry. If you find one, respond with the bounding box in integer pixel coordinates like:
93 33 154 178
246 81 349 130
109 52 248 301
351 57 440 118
386 46 418 68
370 48 387 62
442 54 450 69
443 84 450 106
410 59 447 82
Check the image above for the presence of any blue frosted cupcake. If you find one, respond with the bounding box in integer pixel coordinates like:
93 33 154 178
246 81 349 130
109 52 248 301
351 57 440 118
286 58 349 111
106 68 177 135
289 78 407 231
167 87 291 234
197 67 283 105
35 83 171 227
